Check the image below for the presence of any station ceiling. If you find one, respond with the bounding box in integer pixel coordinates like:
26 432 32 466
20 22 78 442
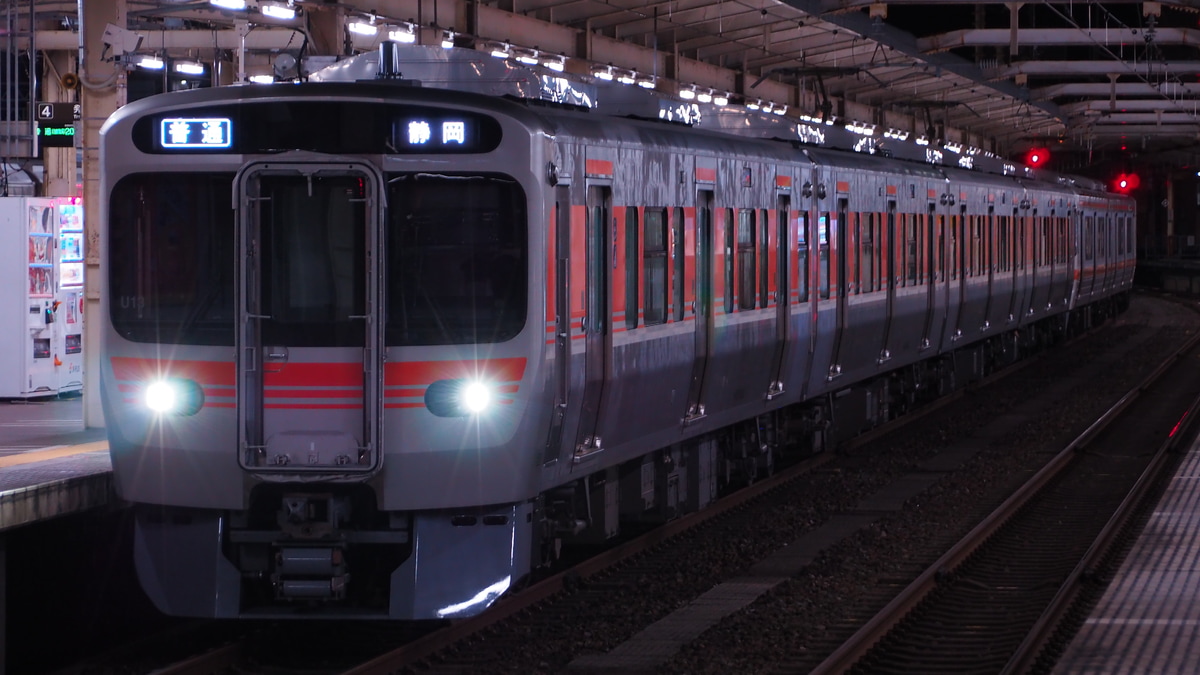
14 0 1200 171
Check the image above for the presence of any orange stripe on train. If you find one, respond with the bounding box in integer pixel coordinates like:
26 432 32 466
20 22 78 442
112 357 527 388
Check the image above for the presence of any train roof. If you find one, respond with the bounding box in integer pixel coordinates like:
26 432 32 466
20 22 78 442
103 43 1120 200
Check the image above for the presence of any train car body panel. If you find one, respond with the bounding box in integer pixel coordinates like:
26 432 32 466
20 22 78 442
100 45 1136 620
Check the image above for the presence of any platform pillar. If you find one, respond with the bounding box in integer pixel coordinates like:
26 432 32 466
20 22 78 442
80 0 127 429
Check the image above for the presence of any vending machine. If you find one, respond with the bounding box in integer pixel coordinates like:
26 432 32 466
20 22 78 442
0 196 85 398
56 199 85 394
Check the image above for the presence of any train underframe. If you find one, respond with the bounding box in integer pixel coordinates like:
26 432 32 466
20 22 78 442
538 292 1129 565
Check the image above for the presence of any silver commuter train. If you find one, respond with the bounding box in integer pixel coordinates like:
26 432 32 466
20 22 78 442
100 44 1134 619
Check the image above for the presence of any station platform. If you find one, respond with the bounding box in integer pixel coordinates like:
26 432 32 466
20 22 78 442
1054 431 1200 674
0 395 111 533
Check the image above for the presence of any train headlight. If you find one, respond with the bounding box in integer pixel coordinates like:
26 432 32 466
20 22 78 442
460 381 493 414
425 379 499 417
143 379 205 416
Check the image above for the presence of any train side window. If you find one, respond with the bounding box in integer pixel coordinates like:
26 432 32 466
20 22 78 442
798 211 810 302
997 214 1008 272
759 208 770 308
672 207 685 322
908 213 919 287
859 212 874 293
776 203 789 303
724 208 736 314
625 208 640 330
1017 215 1026 270
946 213 958 281
644 208 667 326
738 209 757 310
1084 217 1094 260
818 213 831 300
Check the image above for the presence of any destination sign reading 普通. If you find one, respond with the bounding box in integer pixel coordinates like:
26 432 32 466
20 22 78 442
159 118 233 149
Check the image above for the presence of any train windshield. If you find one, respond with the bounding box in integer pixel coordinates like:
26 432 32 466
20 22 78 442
385 173 527 345
109 173 237 345
109 171 527 346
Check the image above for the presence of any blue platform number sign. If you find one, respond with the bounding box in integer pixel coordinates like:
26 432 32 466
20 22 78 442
160 117 233 149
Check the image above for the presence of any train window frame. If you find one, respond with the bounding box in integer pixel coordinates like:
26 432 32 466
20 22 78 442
625 207 640 330
797 211 810 303
818 212 831 300
759 208 770 309
908 212 920 287
643 208 668 326
108 171 237 346
672 207 685 322
384 172 528 346
859 212 874 294
724 207 736 314
737 209 757 311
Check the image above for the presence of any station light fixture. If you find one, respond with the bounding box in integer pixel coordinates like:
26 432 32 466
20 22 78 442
260 2 296 20
388 24 417 44
348 16 379 36
136 55 165 70
210 0 246 9
441 31 455 49
713 92 729 106
174 61 205 75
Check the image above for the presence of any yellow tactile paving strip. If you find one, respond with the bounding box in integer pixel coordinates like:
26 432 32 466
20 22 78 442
0 440 108 468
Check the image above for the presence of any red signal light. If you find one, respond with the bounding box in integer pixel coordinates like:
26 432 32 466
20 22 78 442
1025 147 1049 168
1114 172 1140 193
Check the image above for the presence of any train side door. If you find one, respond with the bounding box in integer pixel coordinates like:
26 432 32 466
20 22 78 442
236 161 384 475
574 185 611 460
544 186 571 465
922 202 937 349
1007 207 1022 322
878 200 897 363
829 196 849 378
766 195 790 398
981 205 995 327
684 191 714 422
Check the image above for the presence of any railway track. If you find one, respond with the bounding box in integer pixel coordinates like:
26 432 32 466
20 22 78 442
809 324 1200 674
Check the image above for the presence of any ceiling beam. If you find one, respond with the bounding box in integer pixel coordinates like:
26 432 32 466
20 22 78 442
920 27 1200 52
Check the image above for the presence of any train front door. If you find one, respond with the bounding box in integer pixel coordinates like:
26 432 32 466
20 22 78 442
236 161 384 475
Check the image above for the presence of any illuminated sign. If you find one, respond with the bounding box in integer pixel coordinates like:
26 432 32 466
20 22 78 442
396 117 477 151
37 123 76 148
160 117 232 149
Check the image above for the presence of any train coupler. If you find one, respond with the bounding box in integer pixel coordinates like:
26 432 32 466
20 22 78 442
272 546 350 601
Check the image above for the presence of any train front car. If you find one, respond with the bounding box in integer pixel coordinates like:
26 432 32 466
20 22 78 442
100 83 547 619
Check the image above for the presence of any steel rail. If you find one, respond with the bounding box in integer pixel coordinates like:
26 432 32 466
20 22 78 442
808 327 1200 675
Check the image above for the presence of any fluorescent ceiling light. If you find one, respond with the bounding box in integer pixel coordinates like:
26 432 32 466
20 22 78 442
210 0 246 9
348 21 378 36
248 74 275 84
260 3 295 20
389 27 416 43
137 55 165 70
174 61 205 75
